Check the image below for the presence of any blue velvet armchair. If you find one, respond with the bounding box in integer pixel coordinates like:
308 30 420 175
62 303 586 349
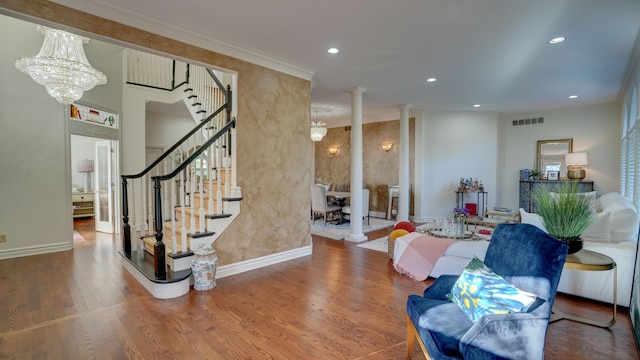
406 223 568 359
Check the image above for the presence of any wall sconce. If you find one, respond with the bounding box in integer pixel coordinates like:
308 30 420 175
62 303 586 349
328 146 339 155
382 143 393 152
565 152 588 179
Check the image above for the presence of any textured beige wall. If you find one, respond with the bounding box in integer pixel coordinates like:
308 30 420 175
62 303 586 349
2 0 312 264
315 119 415 214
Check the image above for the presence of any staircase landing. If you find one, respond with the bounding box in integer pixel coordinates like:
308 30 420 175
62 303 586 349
119 250 191 299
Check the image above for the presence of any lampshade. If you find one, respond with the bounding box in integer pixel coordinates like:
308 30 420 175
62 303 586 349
77 159 94 173
565 152 588 166
15 25 107 104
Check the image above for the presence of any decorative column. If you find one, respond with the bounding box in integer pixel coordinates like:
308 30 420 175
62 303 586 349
345 86 367 242
398 104 411 221
412 109 429 222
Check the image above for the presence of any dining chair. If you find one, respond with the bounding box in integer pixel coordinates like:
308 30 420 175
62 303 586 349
311 184 342 226
341 188 369 225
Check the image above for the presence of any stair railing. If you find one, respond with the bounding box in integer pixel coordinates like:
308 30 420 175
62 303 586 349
149 117 236 277
121 83 233 278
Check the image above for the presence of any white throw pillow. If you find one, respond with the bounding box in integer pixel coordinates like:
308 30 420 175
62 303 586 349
581 212 611 243
599 192 625 209
519 208 547 232
608 202 640 242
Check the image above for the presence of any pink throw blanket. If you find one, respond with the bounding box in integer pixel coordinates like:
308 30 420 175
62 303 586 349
393 232 456 281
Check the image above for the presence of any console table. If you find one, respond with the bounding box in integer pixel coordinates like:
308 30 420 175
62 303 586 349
519 180 594 213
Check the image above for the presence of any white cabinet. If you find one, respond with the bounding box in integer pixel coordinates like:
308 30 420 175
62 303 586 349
72 192 94 218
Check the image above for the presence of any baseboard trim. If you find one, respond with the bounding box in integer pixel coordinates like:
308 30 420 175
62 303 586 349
0 241 72 260
216 245 312 279
121 257 190 299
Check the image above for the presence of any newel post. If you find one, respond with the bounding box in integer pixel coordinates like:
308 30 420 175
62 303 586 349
121 177 131 254
153 177 167 279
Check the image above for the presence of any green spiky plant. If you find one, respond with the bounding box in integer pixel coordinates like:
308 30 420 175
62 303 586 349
532 181 595 245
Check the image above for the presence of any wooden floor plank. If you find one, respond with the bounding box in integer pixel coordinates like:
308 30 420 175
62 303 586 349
0 218 637 359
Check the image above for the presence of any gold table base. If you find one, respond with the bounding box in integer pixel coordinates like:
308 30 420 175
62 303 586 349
550 250 617 328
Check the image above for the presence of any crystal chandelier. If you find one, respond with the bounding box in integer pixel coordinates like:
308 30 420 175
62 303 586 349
310 107 330 142
15 25 107 104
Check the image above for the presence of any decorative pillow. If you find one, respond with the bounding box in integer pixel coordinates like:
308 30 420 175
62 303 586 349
447 257 541 323
389 229 409 240
594 198 604 213
608 202 640 242
581 211 611 242
598 192 625 209
518 208 547 232
393 221 416 233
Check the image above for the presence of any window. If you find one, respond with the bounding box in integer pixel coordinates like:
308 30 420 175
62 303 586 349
621 84 639 205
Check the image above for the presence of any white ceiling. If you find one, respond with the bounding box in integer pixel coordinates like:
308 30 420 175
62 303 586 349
51 0 640 127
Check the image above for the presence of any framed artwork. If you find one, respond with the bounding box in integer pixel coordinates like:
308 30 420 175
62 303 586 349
390 196 399 220
547 170 560 180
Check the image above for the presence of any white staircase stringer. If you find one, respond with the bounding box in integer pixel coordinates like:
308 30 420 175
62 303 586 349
192 186 242 250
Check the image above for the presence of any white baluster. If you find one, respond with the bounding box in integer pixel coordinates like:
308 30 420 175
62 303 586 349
170 176 176 255
180 170 187 252
190 165 196 234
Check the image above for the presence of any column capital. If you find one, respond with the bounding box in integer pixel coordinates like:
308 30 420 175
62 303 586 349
398 104 412 110
347 86 367 95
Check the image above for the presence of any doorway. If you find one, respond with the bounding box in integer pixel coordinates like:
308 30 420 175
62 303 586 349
71 134 120 234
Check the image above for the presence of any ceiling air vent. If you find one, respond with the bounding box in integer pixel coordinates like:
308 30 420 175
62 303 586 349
512 117 544 126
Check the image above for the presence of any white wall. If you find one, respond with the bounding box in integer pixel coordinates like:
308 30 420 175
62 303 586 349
497 102 621 211
146 109 195 149
0 16 72 257
422 111 499 217
0 15 123 259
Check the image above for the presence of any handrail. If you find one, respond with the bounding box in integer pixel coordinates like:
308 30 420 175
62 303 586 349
122 84 231 180
152 117 236 182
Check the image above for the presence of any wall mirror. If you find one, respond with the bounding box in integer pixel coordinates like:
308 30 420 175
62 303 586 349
536 139 573 179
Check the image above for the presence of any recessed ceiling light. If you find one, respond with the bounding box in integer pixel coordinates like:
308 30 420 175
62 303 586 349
548 37 566 44
327 47 340 54
568 95 578 99
473 104 481 108
426 77 437 83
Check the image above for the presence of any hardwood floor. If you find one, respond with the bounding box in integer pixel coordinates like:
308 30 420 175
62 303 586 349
0 218 638 359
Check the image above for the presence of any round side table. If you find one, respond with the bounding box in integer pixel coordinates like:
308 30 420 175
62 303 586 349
550 249 617 328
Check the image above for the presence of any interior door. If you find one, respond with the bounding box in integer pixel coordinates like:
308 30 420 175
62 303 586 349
95 140 115 233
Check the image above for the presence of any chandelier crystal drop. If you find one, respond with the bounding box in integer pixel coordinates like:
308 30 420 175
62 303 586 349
15 25 107 104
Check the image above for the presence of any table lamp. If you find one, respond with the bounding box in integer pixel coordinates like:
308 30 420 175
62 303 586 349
565 152 588 180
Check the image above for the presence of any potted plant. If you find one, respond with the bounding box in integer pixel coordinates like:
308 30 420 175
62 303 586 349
531 181 595 253
529 169 542 180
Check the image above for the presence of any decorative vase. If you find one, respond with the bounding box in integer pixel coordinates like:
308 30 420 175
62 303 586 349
560 238 583 254
454 214 466 238
191 245 218 291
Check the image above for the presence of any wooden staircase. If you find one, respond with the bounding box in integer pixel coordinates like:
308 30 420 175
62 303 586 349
119 53 239 299
142 179 228 255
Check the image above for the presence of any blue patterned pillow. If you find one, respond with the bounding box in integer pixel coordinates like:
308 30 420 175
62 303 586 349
447 256 541 323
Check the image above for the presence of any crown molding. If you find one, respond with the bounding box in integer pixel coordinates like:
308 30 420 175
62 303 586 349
47 0 315 81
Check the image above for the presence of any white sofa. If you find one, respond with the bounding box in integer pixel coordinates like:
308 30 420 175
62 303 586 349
520 192 639 306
